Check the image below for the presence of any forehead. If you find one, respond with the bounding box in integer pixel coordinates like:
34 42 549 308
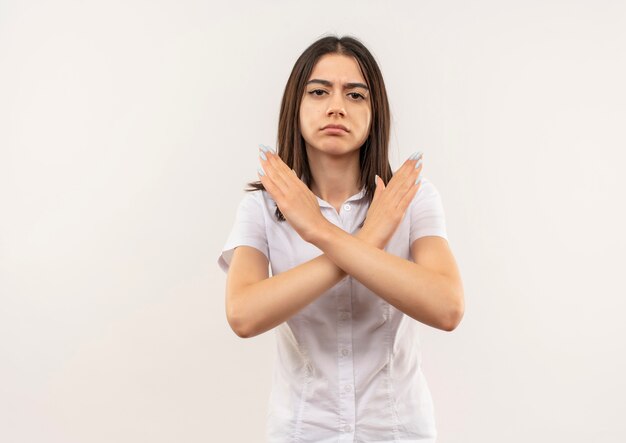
308 53 366 83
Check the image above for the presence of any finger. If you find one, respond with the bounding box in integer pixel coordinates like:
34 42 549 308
259 145 292 177
387 152 423 192
261 146 309 192
401 161 423 200
384 160 422 211
257 145 293 197
257 164 285 202
372 174 384 200
408 159 423 186
398 158 423 210
371 175 381 203
397 170 423 211
400 155 424 193
398 151 423 174
259 147 292 192
261 146 298 185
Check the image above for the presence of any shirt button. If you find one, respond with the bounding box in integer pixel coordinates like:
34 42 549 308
344 424 352 432
341 348 349 356
339 312 350 320
345 384 352 392
343 204 351 211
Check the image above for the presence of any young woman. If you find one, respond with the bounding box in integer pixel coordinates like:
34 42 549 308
218 35 464 443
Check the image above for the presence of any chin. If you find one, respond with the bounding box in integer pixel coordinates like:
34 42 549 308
304 136 361 156
320 139 357 151
326 148 360 157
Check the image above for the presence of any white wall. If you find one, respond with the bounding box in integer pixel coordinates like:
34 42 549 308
1 1 624 442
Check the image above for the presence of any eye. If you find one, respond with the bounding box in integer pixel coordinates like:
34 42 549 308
308 89 327 96
348 92 365 100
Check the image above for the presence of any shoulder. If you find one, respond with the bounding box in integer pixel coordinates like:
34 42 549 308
409 176 443 208
407 175 448 241
238 188 268 206
237 189 276 219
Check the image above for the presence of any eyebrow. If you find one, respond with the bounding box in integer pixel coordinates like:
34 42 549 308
306 79 369 91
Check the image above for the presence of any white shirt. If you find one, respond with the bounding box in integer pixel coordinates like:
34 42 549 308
218 176 448 443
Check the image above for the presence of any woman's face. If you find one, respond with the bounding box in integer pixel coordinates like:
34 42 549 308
299 53 372 157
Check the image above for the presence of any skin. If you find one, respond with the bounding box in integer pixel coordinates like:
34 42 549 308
298 53 372 212
258 53 427 259
225 53 464 338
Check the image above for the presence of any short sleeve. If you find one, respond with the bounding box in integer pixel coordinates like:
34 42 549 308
217 191 269 274
409 177 448 245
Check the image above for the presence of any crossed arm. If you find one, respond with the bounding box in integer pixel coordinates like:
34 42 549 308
314 222 464 331
226 223 464 338
226 147 464 338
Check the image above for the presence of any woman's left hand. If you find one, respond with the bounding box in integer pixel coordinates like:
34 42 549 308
257 145 329 243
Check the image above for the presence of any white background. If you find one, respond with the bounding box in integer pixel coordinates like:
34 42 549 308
1 1 625 442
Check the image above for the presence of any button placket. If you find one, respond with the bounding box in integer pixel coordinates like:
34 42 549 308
335 197 358 438
337 277 355 438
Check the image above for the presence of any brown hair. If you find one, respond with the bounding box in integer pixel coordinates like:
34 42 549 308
245 34 392 222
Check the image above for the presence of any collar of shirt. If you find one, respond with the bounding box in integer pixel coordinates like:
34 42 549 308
299 174 368 209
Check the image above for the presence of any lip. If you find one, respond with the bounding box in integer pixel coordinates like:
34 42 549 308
321 124 349 133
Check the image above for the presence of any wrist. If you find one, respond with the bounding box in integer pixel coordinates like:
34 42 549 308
354 227 384 249
308 219 337 247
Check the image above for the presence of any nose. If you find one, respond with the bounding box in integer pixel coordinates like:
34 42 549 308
326 93 346 117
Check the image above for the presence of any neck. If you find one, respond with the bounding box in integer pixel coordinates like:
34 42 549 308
307 149 362 206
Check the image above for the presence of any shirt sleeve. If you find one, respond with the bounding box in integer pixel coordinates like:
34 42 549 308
217 190 269 274
409 177 448 245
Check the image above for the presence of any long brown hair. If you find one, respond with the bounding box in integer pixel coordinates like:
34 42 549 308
246 35 392 222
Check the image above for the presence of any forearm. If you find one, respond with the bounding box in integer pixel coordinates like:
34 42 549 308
312 224 459 331
233 232 371 338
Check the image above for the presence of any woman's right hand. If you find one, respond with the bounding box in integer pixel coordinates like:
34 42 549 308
358 152 423 249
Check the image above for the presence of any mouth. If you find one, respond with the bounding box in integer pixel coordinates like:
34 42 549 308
321 124 349 133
